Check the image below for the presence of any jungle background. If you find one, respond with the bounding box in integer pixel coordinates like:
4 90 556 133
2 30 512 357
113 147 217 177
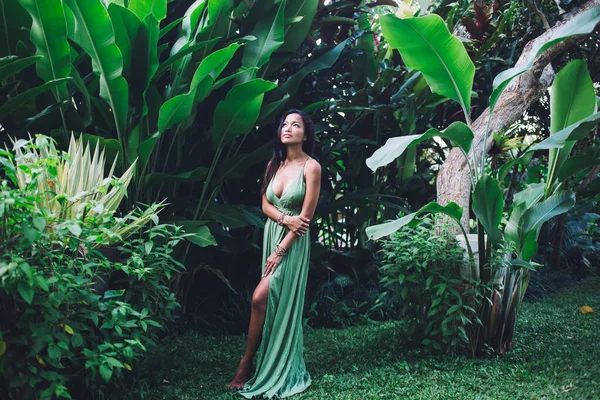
1 0 599 398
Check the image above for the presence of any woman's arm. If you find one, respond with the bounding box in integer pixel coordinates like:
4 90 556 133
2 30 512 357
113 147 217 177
261 160 279 223
262 159 321 277
278 160 321 250
262 192 283 223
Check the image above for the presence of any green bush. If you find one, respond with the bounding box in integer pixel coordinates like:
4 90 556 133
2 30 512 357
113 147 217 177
377 218 478 353
0 141 184 399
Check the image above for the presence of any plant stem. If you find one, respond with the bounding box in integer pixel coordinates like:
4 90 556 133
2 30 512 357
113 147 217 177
477 221 486 280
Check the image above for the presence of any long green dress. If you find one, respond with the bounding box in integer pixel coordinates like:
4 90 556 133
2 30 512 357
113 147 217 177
239 157 312 399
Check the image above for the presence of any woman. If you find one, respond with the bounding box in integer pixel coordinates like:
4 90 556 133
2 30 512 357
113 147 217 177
228 109 321 398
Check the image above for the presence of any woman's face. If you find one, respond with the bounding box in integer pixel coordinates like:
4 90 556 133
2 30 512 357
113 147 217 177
280 113 305 145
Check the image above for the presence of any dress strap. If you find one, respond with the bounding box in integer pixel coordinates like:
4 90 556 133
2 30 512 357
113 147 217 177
301 156 310 170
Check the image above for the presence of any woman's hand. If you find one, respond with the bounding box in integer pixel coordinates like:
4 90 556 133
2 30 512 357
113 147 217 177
283 215 310 236
263 252 283 277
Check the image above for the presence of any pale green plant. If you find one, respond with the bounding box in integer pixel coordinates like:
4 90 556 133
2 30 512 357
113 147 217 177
10 134 164 246
14 135 135 219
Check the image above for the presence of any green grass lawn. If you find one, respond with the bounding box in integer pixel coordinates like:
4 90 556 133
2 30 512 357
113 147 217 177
118 277 600 399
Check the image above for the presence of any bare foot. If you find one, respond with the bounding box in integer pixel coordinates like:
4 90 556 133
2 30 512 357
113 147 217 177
228 358 252 389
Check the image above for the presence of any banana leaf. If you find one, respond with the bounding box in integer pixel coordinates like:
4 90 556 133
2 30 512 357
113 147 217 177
380 13 475 118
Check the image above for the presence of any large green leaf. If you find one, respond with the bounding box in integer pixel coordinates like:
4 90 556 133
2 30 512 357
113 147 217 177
154 38 220 82
505 182 547 258
528 112 600 152
170 0 206 55
159 17 183 40
397 146 416 183
550 60 595 135
380 13 475 117
186 225 217 247
190 42 242 102
157 43 242 132
558 155 600 182
498 152 533 182
18 281 34 304
521 230 538 261
0 77 71 120
136 131 159 172
241 0 285 79
262 0 319 78
128 0 166 22
522 190 576 233
353 13 378 85
490 6 600 111
195 0 235 62
205 203 253 228
472 176 503 244
0 55 41 81
17 0 71 100
139 15 160 97
108 3 141 80
257 93 290 123
64 0 129 145
189 45 239 97
108 8 158 118
547 60 595 190
173 220 217 247
238 0 275 26
365 201 463 240
157 93 195 133
366 121 473 171
212 79 277 148
212 67 259 91
0 55 18 66
513 182 545 209
238 205 266 229
504 202 526 247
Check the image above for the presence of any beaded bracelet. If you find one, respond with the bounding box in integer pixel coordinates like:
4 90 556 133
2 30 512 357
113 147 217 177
277 212 285 226
274 244 287 256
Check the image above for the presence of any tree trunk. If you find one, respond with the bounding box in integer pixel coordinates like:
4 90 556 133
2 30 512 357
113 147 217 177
436 0 599 229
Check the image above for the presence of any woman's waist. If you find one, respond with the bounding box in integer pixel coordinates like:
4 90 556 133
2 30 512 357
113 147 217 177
275 206 301 216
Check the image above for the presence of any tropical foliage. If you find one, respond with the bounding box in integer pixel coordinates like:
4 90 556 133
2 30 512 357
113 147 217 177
0 139 185 399
11 135 163 245
365 4 600 355
378 217 483 353
1 1 600 397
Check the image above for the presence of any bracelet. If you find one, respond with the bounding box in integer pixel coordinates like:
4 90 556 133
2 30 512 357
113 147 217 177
274 244 287 256
277 212 285 226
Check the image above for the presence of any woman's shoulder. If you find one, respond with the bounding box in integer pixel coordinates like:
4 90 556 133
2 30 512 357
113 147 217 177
305 157 321 175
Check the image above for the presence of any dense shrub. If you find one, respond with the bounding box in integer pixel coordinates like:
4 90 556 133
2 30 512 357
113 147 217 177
377 218 479 353
303 281 389 329
302 249 393 329
0 139 184 399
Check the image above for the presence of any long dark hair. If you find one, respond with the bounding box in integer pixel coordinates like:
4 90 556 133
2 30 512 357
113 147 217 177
261 109 315 194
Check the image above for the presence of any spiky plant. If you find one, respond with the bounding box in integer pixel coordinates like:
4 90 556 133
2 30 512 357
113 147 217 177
11 134 164 247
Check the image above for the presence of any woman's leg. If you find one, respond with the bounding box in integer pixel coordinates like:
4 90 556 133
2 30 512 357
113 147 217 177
228 275 271 389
